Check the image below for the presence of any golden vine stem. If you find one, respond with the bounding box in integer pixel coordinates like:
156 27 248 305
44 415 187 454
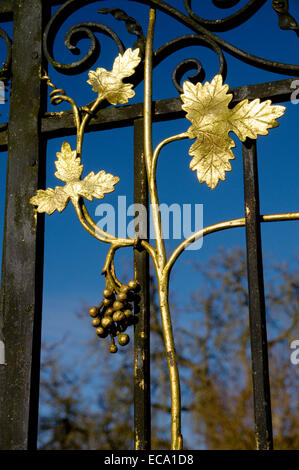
41 16 297 452
42 71 152 262
73 198 135 247
77 96 102 155
151 132 189 175
71 87 139 247
165 211 299 277
144 10 165 268
41 73 80 133
144 8 182 451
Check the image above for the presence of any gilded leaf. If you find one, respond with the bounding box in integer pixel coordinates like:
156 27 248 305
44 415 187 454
78 171 120 201
30 187 69 215
181 75 286 189
188 132 235 190
30 140 119 215
111 48 141 78
229 98 285 141
55 141 83 183
87 48 141 105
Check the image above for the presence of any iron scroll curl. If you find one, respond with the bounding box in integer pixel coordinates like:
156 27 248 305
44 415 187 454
133 0 299 75
43 0 299 89
184 0 268 32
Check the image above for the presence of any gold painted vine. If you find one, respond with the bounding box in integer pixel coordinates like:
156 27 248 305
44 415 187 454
30 9 286 451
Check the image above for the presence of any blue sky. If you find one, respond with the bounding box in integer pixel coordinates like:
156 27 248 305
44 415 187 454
0 0 298 446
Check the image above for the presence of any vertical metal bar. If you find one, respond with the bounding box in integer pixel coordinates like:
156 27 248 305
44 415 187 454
133 118 151 450
0 0 46 450
242 138 273 450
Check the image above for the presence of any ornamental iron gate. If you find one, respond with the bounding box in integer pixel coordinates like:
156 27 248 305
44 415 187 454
0 0 298 451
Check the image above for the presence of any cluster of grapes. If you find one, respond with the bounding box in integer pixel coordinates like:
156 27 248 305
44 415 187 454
89 280 138 353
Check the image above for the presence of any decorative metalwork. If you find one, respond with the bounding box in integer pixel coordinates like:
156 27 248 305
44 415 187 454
87 47 141 104
184 0 267 31
43 1 143 75
42 0 299 87
272 0 299 34
1 0 299 453
181 76 285 188
31 48 142 214
30 141 120 214
29 4 293 450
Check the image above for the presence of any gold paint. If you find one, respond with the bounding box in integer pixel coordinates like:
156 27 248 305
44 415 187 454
135 436 141 451
33 53 141 249
33 209 37 229
165 212 299 277
262 212 299 222
32 50 141 220
255 430 261 450
144 8 182 451
47 111 64 116
151 132 189 176
30 141 119 215
139 379 145 390
134 355 138 376
29 7 295 453
87 48 141 105
181 75 285 189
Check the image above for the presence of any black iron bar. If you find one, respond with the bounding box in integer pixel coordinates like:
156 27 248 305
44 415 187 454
40 78 294 140
0 0 47 450
133 118 151 450
242 139 273 450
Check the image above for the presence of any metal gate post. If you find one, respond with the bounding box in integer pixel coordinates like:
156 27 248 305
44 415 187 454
242 139 273 450
133 118 151 450
0 0 46 450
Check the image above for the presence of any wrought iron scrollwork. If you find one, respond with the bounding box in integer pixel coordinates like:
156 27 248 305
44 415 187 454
98 8 146 57
133 0 299 76
43 0 299 87
31 5 299 450
272 0 299 34
43 0 145 75
44 17 124 75
184 0 267 32
212 0 240 7
153 34 226 93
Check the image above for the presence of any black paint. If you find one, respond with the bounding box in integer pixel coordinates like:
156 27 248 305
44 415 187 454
242 139 273 450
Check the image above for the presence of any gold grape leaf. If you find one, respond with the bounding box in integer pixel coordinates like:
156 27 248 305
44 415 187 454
87 48 141 105
181 75 286 189
30 142 119 215
55 141 83 182
30 187 69 215
228 98 285 140
77 171 120 200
